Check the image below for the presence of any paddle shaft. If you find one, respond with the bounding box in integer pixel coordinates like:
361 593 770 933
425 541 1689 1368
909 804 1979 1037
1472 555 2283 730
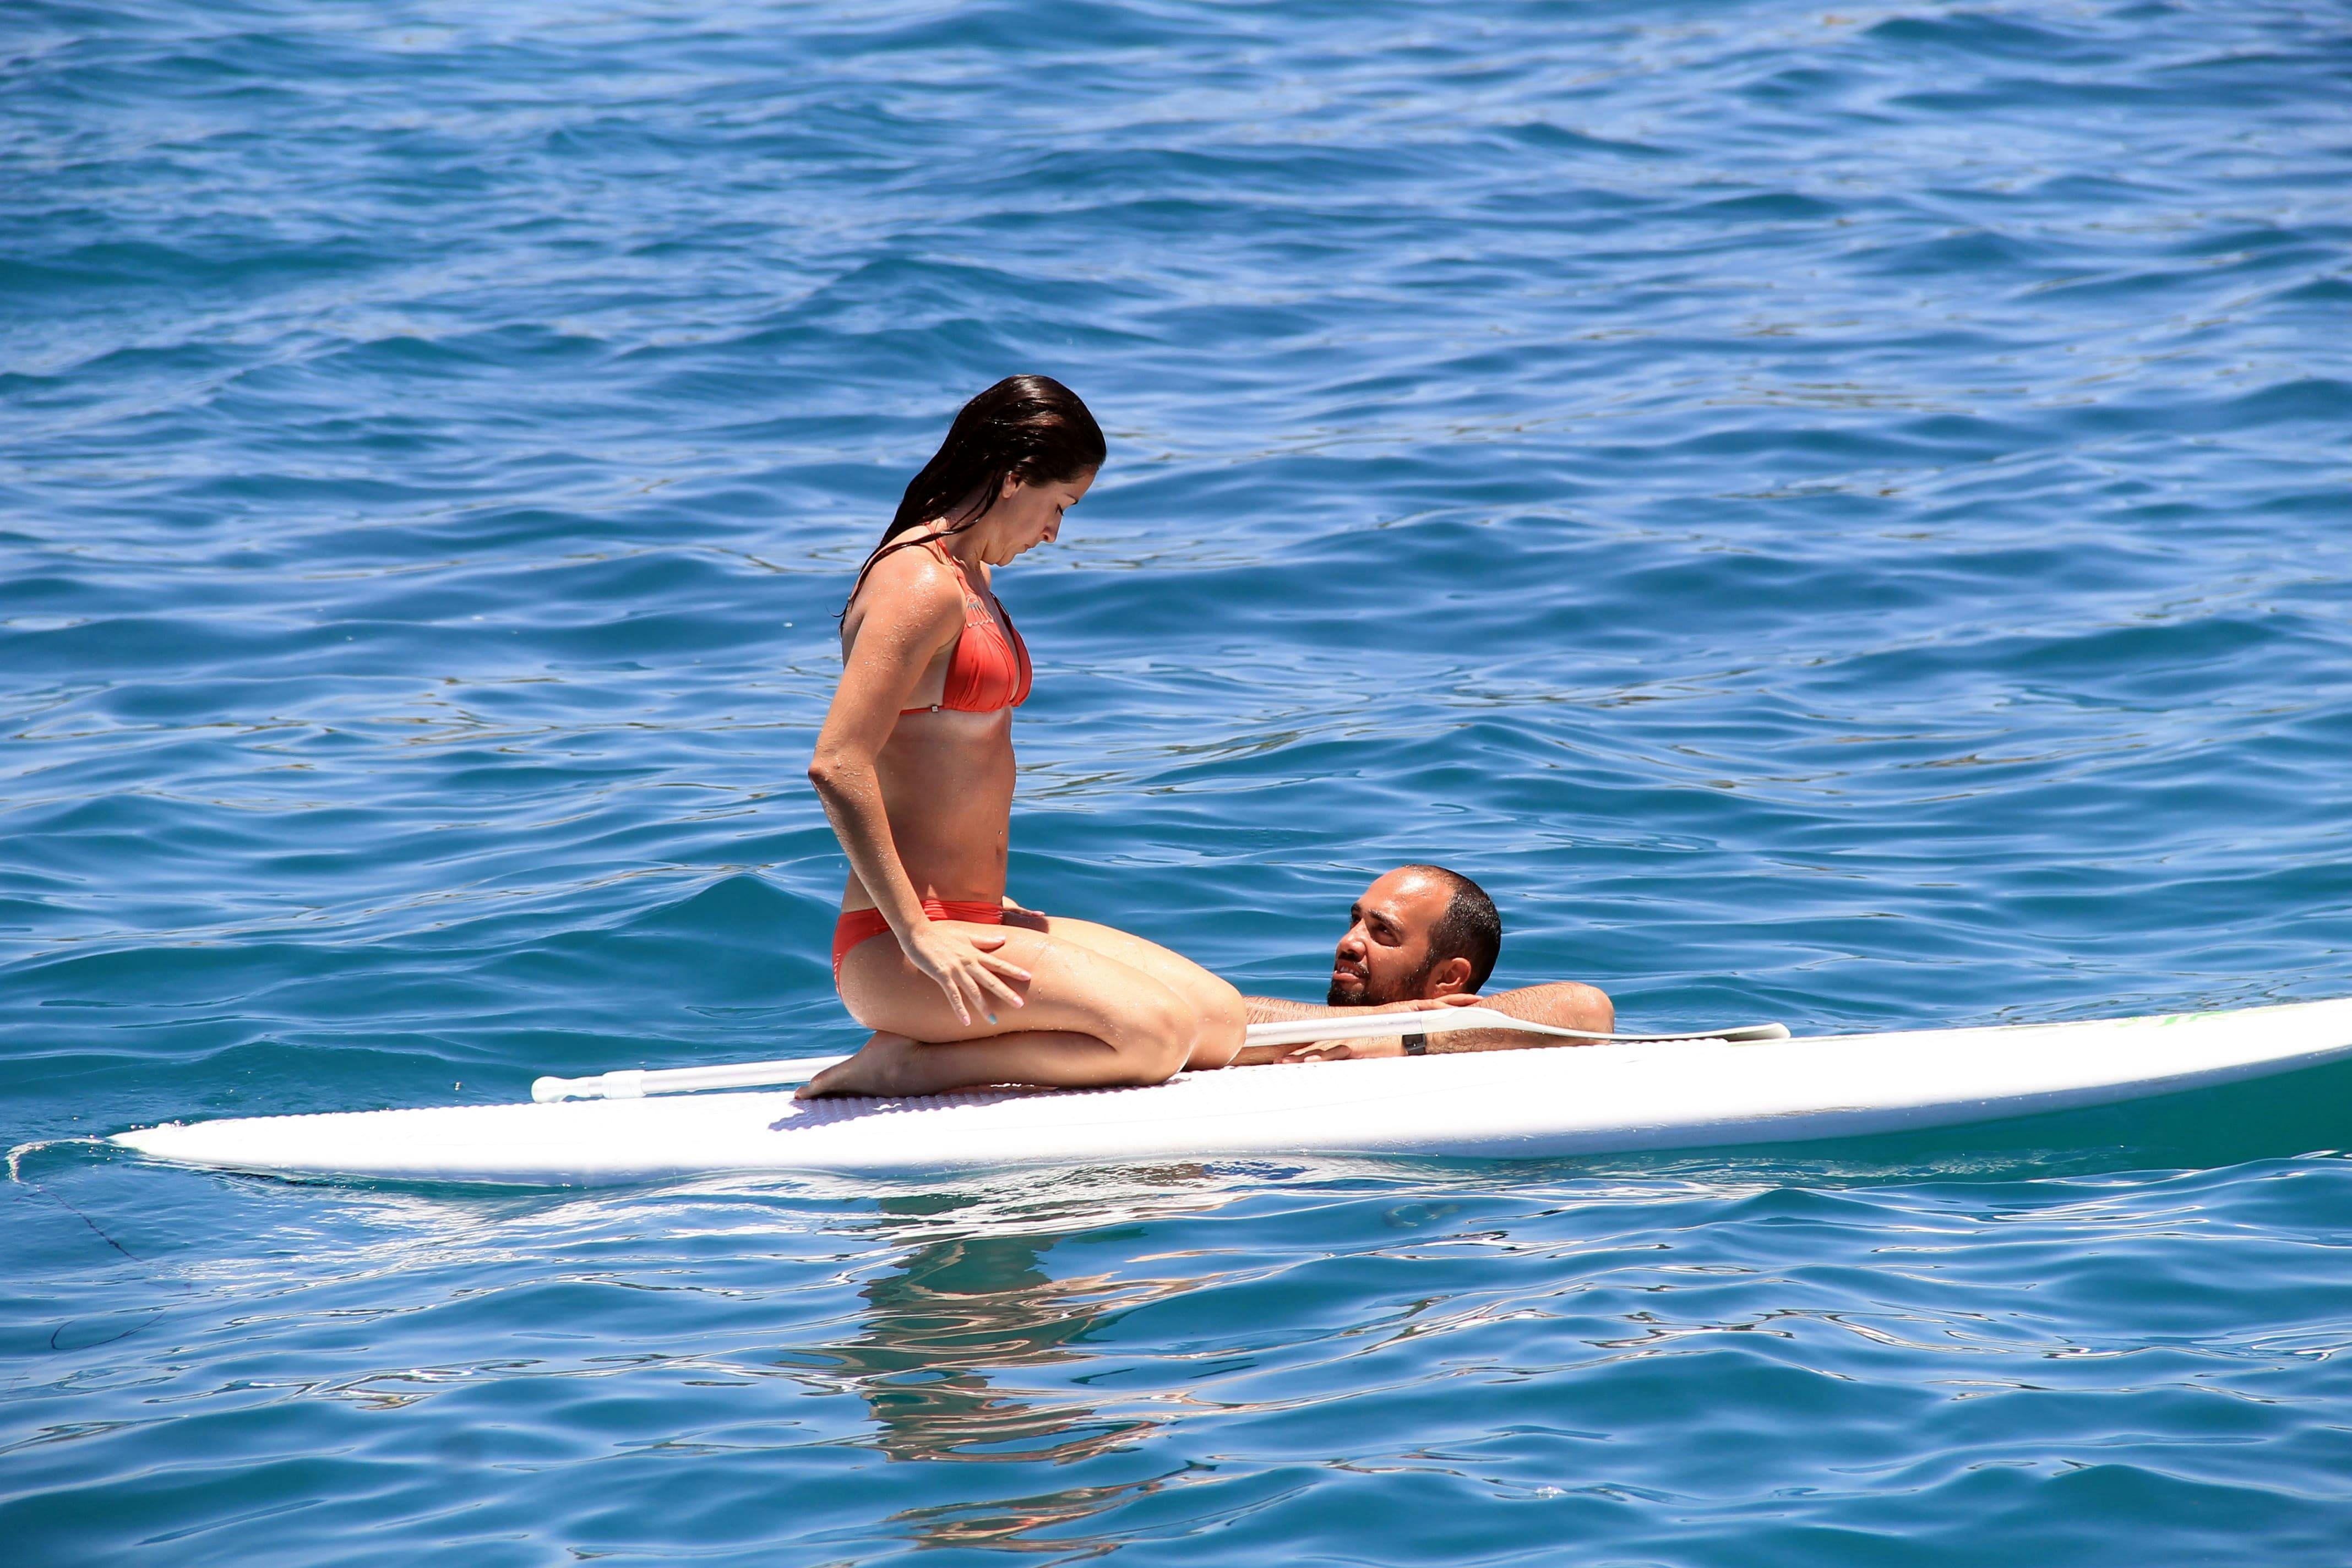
529 1007 1788 1102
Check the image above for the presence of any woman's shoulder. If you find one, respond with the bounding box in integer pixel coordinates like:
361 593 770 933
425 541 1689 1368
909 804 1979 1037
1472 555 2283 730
848 535 965 625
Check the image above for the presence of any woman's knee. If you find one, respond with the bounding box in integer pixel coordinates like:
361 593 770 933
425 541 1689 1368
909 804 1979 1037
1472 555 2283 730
1182 977 1247 1069
1110 987 1195 1084
835 983 879 1032
1115 978 1243 1079
835 960 911 1035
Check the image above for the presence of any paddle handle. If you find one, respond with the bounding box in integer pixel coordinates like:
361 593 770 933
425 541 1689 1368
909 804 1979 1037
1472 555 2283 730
1242 1008 1789 1048
1242 1004 1588 1048
529 1009 1788 1102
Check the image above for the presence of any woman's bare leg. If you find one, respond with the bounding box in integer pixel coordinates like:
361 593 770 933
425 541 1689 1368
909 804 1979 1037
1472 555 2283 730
1017 914 1247 1070
804 921 1205 1097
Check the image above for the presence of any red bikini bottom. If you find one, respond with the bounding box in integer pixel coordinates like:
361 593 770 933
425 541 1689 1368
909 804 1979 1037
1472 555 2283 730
831 900 1006 985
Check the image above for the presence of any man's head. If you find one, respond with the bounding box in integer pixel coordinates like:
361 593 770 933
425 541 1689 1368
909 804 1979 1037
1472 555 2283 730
1326 865 1502 1006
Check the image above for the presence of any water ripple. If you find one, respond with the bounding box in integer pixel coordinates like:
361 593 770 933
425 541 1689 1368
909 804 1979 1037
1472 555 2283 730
8 0 2352 1562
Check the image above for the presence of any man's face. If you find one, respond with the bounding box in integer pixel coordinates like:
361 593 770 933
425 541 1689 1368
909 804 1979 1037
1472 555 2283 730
1327 869 1455 1005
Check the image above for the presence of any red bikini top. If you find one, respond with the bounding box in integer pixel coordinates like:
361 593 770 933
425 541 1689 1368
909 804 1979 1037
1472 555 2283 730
896 539 1031 715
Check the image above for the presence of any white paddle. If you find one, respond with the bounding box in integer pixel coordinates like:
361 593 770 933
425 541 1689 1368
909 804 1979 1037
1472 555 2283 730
529 1007 1790 1102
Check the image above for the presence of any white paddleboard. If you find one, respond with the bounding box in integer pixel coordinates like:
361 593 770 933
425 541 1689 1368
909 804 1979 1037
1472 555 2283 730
111 998 2352 1186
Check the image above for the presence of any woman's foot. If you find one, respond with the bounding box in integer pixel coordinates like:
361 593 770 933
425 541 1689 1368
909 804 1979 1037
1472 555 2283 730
797 1032 921 1098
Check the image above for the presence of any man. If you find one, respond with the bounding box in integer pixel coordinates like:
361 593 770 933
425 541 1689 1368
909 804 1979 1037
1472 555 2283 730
1232 864 1613 1065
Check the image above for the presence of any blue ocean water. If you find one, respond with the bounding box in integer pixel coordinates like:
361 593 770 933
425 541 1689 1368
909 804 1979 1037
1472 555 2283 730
7 0 2352 1560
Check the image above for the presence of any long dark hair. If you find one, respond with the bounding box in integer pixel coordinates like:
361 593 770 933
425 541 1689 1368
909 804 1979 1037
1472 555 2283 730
843 375 1106 615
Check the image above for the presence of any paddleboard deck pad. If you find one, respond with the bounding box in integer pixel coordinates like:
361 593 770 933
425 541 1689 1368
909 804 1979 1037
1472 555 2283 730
111 999 2352 1186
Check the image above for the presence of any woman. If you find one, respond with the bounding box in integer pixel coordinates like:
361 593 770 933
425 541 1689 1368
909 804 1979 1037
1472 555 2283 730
798 375 1245 1098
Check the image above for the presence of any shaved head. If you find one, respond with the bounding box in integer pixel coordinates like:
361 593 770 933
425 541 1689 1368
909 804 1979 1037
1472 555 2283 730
1398 864 1500 992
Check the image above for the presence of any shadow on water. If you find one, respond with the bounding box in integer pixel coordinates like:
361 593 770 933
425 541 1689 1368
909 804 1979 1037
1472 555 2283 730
799 1212 1148 1463
773 1180 1239 1553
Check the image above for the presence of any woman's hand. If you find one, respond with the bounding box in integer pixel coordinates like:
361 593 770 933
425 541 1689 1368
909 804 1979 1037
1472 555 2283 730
902 923 1032 1027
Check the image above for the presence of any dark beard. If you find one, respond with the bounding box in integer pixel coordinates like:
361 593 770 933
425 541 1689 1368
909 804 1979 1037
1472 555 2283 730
1328 959 1434 1008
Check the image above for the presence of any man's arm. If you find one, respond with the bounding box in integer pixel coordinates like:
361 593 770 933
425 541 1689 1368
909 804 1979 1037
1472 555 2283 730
1233 983 1615 1064
1428 982 1614 1052
1241 995 1349 1025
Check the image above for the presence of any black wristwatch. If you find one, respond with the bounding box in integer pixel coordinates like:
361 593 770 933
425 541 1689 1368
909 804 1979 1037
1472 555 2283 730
1402 1032 1428 1056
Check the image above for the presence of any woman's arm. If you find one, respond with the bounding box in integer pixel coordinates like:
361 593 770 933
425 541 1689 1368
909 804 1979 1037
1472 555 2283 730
807 552 956 935
806 551 1030 1023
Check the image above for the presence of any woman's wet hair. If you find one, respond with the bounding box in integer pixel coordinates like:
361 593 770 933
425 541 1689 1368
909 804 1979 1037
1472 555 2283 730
845 375 1104 613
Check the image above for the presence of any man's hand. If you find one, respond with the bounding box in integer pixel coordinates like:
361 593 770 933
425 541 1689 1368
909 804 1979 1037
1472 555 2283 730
1231 993 1485 1065
1229 1036 1373 1065
1231 1036 1386 1065
1280 995 1480 1060
1232 1037 1393 1065
1285 1037 1393 1062
1230 1039 1325 1066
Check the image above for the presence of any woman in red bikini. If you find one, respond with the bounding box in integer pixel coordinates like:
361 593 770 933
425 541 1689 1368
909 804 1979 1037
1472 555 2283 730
798 375 1245 1098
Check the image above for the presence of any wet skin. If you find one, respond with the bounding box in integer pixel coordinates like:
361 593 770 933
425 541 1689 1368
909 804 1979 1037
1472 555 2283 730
1328 867 1473 1006
803 470 1245 1097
